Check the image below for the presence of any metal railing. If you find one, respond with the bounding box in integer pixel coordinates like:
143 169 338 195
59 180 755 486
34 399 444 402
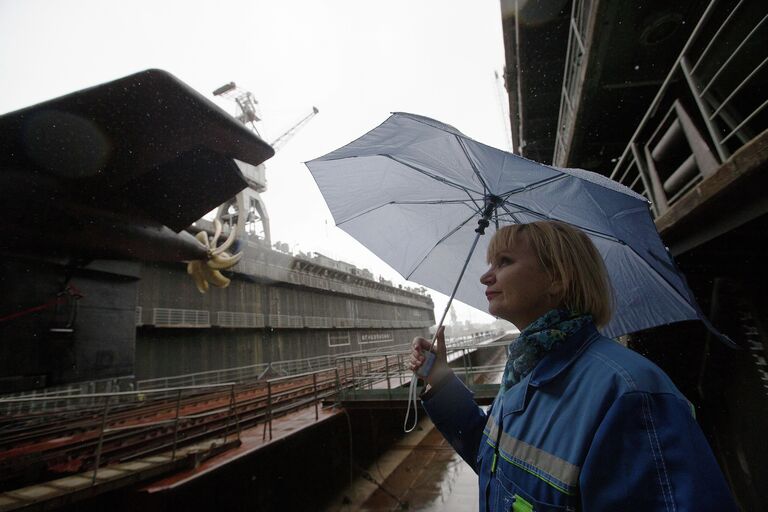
216 311 265 328
152 308 210 328
1 330 507 415
144 309 432 330
0 330 513 496
0 383 241 484
133 330 508 391
258 368 341 440
136 363 272 390
270 314 304 328
553 0 595 165
334 330 512 398
0 377 137 413
0 368 353 491
609 0 768 217
132 341 409 390
234 259 433 310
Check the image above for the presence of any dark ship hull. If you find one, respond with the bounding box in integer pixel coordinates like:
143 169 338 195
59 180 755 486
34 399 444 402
134 231 434 381
0 70 433 395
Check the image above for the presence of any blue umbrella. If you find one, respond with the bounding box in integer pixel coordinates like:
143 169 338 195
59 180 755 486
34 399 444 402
305 112 728 342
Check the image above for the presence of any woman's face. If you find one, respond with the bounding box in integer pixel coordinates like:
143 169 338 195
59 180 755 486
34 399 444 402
480 232 560 330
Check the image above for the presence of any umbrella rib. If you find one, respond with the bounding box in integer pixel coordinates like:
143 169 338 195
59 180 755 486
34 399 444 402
627 244 695 305
391 199 478 206
499 174 568 200
455 136 490 196
336 203 389 226
499 200 623 244
567 223 623 244
315 151 476 197
335 199 477 226
385 155 485 195
404 212 478 280
464 189 484 214
499 203 523 224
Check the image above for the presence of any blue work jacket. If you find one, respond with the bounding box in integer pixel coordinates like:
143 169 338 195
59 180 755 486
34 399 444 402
423 322 737 511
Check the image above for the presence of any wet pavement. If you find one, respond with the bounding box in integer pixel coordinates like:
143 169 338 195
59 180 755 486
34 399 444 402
324 416 478 512
359 426 477 511
327 348 506 512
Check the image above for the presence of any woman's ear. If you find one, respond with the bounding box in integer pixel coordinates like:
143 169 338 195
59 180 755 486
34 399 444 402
548 279 565 303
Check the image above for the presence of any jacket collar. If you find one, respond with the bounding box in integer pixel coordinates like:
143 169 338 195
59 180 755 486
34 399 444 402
528 321 601 387
502 371 534 415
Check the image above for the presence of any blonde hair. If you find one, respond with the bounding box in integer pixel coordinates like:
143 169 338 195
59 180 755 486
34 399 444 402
486 221 613 327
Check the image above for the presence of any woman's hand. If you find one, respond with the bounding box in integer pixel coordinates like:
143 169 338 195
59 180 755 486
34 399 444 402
409 325 451 387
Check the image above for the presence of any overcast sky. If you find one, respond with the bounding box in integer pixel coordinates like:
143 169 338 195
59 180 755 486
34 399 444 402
0 0 510 324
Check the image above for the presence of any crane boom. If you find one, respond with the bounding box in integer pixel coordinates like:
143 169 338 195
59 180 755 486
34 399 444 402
269 106 319 152
209 80 318 248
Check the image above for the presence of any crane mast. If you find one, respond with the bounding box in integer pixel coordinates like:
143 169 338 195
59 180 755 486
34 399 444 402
210 82 318 246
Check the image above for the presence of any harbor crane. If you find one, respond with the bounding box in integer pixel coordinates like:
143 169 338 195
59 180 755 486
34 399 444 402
212 82 262 132
270 106 319 152
211 82 319 246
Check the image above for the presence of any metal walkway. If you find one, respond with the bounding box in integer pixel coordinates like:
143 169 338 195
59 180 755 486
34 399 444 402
0 330 512 511
335 383 500 408
332 331 514 408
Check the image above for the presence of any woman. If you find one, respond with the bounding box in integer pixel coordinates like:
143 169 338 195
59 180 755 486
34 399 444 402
411 221 736 511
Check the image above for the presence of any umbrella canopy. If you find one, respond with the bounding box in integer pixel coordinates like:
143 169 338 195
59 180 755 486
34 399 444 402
305 112 723 340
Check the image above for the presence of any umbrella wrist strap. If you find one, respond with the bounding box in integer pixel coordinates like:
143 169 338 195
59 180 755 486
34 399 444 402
404 375 421 432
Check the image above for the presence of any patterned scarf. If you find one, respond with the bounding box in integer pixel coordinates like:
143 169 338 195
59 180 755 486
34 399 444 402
499 308 591 394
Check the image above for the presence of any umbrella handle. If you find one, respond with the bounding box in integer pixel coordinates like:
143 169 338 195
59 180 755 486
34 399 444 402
404 201 498 432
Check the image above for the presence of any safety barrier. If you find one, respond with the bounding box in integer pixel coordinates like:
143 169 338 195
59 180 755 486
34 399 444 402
608 0 767 217
0 330 514 497
0 382 241 484
553 0 595 165
152 308 210 328
333 330 512 400
132 341 406 390
1 330 508 412
144 310 431 330
234 259 433 310
216 311 266 328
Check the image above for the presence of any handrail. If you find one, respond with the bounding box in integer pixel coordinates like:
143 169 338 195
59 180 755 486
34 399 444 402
607 0 767 216
0 382 241 486
553 0 594 165
0 382 237 403
135 332 505 391
0 336 510 493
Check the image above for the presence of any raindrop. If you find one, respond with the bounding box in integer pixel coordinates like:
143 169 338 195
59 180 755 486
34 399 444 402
634 65 640 71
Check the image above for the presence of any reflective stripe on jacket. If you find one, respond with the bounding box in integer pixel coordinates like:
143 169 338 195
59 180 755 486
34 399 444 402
422 322 737 511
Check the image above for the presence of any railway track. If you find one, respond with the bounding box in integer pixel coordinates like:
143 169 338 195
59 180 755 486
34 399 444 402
0 357 404 491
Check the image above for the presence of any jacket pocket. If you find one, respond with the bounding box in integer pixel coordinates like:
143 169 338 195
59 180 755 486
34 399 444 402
495 464 575 512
